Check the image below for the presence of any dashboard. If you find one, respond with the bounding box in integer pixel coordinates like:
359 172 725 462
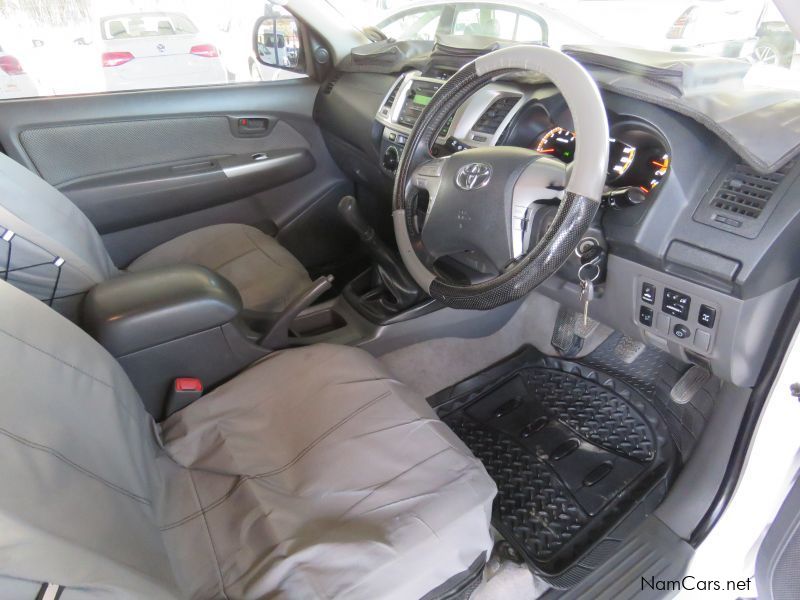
375 71 673 210
314 64 800 389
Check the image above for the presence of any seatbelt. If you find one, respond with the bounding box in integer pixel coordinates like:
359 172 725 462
36 583 64 600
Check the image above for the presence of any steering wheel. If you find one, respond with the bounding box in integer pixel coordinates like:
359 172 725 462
393 45 609 310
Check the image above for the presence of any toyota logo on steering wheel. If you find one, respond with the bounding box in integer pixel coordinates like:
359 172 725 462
455 163 492 191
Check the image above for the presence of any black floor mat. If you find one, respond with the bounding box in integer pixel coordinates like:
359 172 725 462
430 346 678 588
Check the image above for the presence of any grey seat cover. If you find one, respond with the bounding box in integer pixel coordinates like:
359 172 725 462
0 153 311 317
0 279 495 599
0 151 119 306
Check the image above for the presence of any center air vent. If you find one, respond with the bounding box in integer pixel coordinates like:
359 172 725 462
472 96 520 135
694 159 796 239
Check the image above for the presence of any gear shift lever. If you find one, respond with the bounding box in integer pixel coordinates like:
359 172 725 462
337 196 421 309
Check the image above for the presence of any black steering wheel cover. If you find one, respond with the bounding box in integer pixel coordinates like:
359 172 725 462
393 59 601 310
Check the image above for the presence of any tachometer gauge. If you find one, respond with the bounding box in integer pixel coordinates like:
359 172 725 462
536 127 576 163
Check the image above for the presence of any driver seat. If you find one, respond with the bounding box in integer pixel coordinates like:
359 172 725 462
0 153 313 320
0 278 495 598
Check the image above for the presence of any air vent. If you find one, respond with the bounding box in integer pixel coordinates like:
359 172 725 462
710 161 793 220
322 72 342 95
693 159 796 238
472 96 520 135
385 79 402 109
379 77 404 118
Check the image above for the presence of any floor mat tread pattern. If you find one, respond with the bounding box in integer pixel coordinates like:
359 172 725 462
431 346 677 587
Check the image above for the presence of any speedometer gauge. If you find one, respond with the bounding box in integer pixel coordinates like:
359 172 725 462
607 138 637 182
536 127 576 163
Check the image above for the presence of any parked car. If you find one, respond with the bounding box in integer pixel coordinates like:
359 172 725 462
376 0 605 48
99 12 227 92
752 3 799 67
663 0 764 60
554 0 794 65
0 45 38 99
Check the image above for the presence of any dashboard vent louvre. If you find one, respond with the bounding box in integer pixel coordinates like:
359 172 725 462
379 77 404 118
472 96 520 135
322 73 342 95
710 161 794 220
384 79 402 108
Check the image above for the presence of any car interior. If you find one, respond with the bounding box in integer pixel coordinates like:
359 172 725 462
1 1 800 599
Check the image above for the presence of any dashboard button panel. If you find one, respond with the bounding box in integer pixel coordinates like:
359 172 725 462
662 288 691 320
673 323 691 340
635 276 719 357
641 282 656 305
698 304 717 328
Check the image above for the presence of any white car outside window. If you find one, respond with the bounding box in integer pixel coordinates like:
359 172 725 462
0 49 38 100
100 12 228 92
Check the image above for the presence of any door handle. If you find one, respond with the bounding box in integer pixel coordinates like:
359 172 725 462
234 117 270 137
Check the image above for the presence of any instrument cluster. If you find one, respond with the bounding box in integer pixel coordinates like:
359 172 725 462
535 122 671 199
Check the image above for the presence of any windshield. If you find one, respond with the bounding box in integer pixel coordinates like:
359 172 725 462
327 0 800 90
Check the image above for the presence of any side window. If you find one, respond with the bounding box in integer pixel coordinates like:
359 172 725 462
379 9 444 42
0 2 305 100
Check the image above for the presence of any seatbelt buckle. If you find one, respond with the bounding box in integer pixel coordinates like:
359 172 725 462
164 378 203 419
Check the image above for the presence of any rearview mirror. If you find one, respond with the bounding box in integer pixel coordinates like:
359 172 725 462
254 12 302 72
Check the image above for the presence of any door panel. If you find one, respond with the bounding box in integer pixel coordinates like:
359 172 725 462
18 115 309 187
0 81 354 268
59 148 315 234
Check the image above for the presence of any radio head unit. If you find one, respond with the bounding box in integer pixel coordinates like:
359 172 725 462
398 79 443 128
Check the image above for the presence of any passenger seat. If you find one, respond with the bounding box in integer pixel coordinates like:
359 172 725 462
0 152 312 319
0 277 496 598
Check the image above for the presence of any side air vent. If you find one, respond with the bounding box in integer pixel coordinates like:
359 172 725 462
472 96 520 135
710 161 792 219
322 72 342 95
379 76 404 118
694 159 797 239
385 83 400 108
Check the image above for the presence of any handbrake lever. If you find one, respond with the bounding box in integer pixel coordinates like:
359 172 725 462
259 275 333 350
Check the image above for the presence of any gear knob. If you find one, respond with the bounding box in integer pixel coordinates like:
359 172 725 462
336 195 422 309
337 196 374 241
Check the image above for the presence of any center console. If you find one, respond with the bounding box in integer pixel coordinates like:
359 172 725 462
375 70 527 176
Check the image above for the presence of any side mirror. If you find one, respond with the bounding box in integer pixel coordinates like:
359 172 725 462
254 14 303 72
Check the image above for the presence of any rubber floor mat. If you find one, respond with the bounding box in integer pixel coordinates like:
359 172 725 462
430 346 677 587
